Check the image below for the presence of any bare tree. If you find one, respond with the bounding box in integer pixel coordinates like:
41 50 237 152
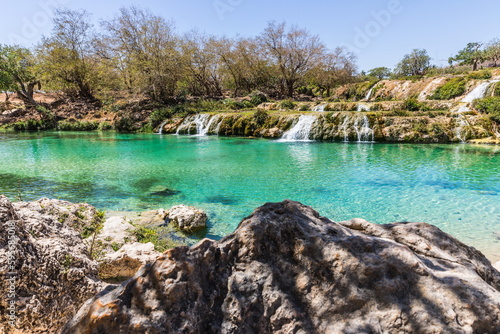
258 21 326 97
101 6 181 102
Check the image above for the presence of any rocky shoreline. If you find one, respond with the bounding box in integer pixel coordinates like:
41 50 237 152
1 196 499 333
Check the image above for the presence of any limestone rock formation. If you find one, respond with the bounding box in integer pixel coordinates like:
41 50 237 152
168 204 207 232
98 242 161 281
97 216 136 245
0 196 106 334
64 200 500 334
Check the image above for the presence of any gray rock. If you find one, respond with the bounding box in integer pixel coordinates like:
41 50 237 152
168 204 207 232
64 200 500 334
97 216 135 245
98 242 161 281
0 196 106 334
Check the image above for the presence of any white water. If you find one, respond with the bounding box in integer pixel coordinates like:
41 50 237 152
176 114 214 136
279 115 316 141
353 115 375 142
157 120 168 134
461 80 500 103
364 87 374 101
197 115 219 136
356 103 371 112
340 114 374 142
454 114 470 143
312 104 327 112
341 114 350 142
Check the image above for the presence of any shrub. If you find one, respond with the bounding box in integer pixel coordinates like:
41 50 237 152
249 90 268 106
467 70 492 80
114 114 137 132
98 121 112 131
473 96 500 121
430 77 467 100
223 99 244 110
253 109 268 125
132 227 180 252
58 121 99 131
279 100 295 110
402 98 429 111
149 108 173 128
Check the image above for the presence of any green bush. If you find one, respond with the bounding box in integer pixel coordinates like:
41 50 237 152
149 108 173 128
430 77 467 100
249 90 268 106
253 109 268 125
402 98 429 111
132 227 180 252
467 70 492 80
114 115 137 132
58 121 99 131
279 100 295 110
223 99 244 110
98 121 112 131
473 96 500 121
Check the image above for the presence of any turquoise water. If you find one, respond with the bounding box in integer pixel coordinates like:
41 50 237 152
1 132 499 260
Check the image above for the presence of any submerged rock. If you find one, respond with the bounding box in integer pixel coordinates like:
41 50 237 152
64 200 500 334
168 204 207 232
0 196 106 333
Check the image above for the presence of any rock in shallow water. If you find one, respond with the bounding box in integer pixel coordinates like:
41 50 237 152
64 200 500 334
168 204 207 232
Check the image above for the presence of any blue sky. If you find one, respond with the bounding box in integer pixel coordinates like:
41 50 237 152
2 0 499 72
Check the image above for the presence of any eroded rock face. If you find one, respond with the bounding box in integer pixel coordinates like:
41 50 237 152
0 196 106 334
64 200 500 334
168 204 207 232
98 242 161 281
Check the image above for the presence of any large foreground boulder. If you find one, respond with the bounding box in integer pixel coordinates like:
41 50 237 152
64 200 500 334
0 196 106 333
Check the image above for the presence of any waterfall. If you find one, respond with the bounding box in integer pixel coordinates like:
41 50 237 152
454 114 470 143
197 114 218 136
461 80 500 103
356 103 370 112
176 114 213 136
157 120 168 134
312 104 327 112
215 116 224 135
341 114 350 142
340 113 374 143
279 115 316 141
353 115 374 142
364 87 374 101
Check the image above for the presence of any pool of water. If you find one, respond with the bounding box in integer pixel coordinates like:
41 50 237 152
1 131 499 261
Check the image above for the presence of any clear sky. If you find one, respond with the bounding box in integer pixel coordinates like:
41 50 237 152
1 0 499 72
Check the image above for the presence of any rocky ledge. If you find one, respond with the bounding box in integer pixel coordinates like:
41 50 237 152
65 200 500 334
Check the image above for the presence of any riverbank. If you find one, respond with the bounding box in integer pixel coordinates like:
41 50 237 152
1 72 500 144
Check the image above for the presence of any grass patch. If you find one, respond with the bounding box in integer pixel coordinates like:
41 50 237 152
430 77 467 100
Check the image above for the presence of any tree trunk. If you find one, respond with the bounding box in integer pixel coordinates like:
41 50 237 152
16 80 39 107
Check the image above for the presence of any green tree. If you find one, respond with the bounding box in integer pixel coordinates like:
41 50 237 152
368 67 391 79
395 49 431 77
37 9 101 99
0 45 40 106
448 42 484 71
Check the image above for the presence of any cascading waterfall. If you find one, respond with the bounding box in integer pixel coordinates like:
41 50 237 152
176 114 215 136
341 114 350 142
157 120 168 134
455 79 500 112
340 113 374 143
312 104 327 112
356 103 370 112
353 115 375 142
197 114 219 136
454 114 470 143
215 116 224 136
364 87 374 101
279 115 316 141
